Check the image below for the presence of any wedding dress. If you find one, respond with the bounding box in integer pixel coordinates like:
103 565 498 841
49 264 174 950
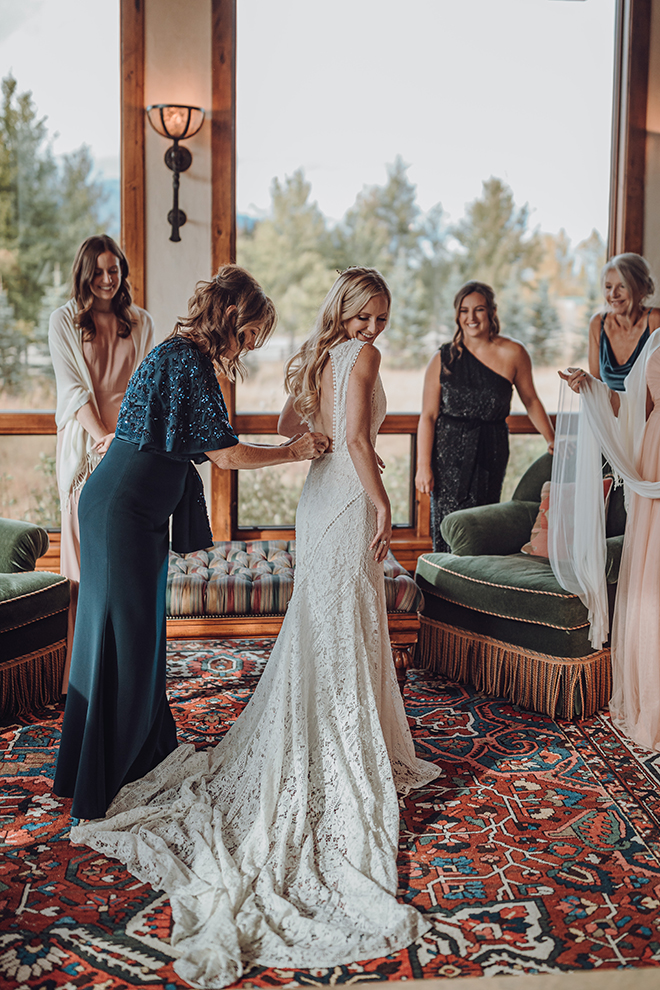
70 337 441 988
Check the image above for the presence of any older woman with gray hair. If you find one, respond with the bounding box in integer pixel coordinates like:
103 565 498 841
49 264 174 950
588 252 660 390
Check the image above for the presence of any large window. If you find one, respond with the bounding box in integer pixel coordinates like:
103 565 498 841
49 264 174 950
235 0 617 530
0 0 120 525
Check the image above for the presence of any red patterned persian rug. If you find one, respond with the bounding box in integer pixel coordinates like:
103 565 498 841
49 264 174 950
2 639 660 989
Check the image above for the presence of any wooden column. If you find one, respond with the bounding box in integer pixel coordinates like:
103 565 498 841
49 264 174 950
210 0 238 539
608 0 652 257
120 0 146 307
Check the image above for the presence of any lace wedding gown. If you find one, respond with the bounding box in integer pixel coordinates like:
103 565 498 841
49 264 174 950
70 338 441 988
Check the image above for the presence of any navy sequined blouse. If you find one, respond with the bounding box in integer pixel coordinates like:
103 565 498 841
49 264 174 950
115 336 239 461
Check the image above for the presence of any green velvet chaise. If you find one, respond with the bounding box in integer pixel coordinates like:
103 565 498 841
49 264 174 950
0 518 69 719
415 454 624 719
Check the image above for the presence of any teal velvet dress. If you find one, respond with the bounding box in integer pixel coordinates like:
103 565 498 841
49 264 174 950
54 336 238 820
599 311 650 391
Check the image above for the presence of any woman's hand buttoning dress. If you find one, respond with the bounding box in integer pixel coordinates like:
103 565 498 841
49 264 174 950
587 252 660 391
67 267 440 989
54 265 328 825
48 235 155 691
416 280 555 553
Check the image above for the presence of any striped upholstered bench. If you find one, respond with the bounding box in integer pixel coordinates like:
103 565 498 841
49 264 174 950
166 540 423 685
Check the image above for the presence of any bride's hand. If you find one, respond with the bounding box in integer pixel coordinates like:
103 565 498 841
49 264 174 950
369 506 392 563
558 367 591 394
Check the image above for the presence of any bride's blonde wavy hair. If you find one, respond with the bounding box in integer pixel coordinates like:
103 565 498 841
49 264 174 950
285 267 391 421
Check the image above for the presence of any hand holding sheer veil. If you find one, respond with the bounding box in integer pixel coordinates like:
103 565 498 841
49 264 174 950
549 331 660 649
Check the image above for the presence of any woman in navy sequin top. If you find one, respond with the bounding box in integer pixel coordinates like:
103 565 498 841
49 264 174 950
54 266 329 821
587 253 660 391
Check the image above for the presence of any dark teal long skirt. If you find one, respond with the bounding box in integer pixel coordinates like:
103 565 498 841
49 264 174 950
54 439 187 820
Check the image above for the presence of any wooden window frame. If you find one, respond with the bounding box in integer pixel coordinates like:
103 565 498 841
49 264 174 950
0 0 645 573
0 0 612 569
80 0 660 559
608 0 652 256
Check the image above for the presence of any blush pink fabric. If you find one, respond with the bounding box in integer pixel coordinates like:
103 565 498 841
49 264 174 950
522 477 613 559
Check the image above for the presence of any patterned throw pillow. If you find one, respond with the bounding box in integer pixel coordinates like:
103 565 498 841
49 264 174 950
521 477 613 559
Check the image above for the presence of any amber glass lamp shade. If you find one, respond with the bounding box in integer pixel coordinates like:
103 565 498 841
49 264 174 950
146 105 205 141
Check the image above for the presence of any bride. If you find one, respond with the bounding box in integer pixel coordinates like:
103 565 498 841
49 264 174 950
71 266 441 988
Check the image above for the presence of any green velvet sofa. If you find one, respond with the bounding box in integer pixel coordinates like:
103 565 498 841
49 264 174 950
0 518 69 719
414 454 624 719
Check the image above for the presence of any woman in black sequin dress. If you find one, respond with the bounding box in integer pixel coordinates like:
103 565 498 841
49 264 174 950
54 266 329 820
416 281 554 552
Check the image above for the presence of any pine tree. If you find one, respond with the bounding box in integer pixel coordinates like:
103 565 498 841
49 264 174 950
0 73 106 393
237 169 335 348
385 250 430 367
0 280 23 392
527 279 562 364
452 178 540 294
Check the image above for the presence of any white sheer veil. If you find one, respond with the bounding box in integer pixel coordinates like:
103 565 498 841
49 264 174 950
549 329 660 649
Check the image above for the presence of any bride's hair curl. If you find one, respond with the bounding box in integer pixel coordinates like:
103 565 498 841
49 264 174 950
284 267 391 422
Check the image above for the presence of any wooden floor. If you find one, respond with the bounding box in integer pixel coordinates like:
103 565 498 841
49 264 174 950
355 971 660 990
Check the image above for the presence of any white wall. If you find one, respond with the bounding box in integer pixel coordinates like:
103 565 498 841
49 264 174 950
644 0 660 288
144 0 213 495
144 0 212 344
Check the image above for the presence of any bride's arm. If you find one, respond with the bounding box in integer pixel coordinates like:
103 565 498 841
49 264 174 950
345 345 391 562
278 395 310 438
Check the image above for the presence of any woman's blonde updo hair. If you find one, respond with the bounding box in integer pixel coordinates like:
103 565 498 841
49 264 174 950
171 264 276 380
602 253 656 317
447 280 500 369
284 267 391 422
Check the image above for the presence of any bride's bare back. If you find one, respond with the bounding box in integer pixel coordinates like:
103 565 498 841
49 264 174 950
315 358 335 438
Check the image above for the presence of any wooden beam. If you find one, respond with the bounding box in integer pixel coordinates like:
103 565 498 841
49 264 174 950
608 0 652 257
0 412 56 434
120 0 146 307
210 0 237 537
211 0 237 270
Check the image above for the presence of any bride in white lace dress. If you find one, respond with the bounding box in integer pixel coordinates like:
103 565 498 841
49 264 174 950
71 267 441 988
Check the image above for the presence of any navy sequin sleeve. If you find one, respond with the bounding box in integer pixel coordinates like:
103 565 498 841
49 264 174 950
115 336 238 462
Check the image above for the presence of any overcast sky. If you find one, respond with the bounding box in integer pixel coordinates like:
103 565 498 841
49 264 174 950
0 0 616 246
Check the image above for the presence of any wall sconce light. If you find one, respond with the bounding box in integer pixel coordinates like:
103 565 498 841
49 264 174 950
146 104 205 242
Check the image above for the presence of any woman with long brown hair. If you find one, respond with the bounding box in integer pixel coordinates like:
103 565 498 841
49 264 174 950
416 280 554 552
49 234 154 577
54 265 328 822
49 235 155 687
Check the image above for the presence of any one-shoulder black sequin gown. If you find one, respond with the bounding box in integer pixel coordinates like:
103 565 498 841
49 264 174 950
430 343 513 552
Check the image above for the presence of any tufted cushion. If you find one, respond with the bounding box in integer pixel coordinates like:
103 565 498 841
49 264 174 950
168 540 422 617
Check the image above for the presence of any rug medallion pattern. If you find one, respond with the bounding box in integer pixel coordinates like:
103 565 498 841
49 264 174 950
2 640 660 988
